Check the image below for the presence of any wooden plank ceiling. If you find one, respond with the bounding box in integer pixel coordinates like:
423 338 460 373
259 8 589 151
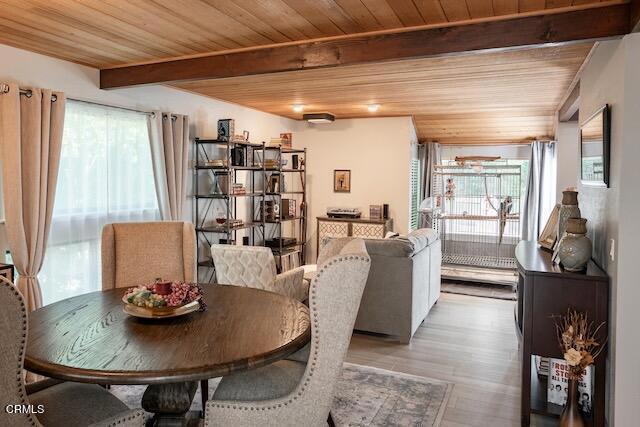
0 1 602 143
175 43 593 144
0 0 605 68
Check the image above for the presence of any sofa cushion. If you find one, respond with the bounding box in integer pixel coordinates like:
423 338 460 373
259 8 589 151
365 238 414 257
365 228 438 257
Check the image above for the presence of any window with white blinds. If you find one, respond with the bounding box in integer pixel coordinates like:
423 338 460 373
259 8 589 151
409 158 421 230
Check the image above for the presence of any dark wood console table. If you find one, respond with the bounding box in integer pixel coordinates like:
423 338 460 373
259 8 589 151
515 241 608 427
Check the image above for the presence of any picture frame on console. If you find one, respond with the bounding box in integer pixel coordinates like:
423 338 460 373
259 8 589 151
538 204 560 250
580 104 610 187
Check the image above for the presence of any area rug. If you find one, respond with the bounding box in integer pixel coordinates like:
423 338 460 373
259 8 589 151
111 362 452 426
441 281 516 301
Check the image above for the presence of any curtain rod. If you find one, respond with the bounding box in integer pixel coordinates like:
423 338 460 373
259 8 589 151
426 141 549 147
0 84 177 119
439 143 535 147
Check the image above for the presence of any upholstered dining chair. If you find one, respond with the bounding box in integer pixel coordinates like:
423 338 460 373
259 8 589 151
0 276 144 427
203 238 371 427
101 221 196 290
210 244 307 302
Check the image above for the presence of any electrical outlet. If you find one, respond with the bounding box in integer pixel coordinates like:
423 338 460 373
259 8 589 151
609 238 616 262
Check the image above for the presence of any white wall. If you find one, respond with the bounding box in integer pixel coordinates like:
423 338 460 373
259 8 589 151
579 33 640 426
292 117 416 261
610 33 640 427
555 121 580 202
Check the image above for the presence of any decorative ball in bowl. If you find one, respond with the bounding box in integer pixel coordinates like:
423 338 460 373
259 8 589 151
122 280 204 318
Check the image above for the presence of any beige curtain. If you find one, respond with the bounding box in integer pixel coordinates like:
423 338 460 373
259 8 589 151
148 113 189 220
0 84 65 311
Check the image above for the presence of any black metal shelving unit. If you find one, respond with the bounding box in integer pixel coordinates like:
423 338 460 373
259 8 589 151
255 146 307 271
194 138 307 282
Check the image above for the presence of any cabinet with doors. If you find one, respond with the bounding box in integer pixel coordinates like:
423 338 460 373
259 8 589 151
316 216 393 255
515 241 608 427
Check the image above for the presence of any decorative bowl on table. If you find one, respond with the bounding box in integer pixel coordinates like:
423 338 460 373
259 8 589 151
122 280 204 319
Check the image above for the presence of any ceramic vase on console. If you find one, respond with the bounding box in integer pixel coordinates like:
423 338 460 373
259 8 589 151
560 378 585 427
558 190 581 241
558 218 592 272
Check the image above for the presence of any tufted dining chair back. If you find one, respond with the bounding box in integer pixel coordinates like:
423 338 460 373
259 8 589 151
101 221 196 290
210 244 307 301
0 275 39 427
210 245 276 290
205 238 371 426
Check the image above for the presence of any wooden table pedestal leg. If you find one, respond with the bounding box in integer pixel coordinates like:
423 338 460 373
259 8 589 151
142 381 198 427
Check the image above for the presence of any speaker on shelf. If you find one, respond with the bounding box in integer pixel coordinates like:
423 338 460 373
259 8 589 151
383 204 389 219
231 147 245 166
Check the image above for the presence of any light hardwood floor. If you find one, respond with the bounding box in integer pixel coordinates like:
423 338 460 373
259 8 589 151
347 293 555 426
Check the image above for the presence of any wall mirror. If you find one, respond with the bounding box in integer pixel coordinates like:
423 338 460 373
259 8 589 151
580 105 610 187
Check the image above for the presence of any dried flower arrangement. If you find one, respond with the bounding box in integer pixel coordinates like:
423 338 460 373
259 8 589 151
555 309 606 380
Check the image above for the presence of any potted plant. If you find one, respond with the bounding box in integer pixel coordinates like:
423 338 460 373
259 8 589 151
555 309 606 427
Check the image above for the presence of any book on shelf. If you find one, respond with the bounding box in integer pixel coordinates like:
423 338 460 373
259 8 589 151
211 219 243 228
230 134 250 143
230 183 246 195
267 136 292 149
204 159 227 167
256 159 279 169
547 358 593 418
277 250 301 272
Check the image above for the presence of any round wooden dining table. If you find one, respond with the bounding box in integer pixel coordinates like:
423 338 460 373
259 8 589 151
25 285 311 426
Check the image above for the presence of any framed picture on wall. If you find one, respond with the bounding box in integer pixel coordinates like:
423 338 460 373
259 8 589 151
334 170 351 193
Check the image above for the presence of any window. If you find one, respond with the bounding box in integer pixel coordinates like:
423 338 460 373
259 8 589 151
39 101 158 305
409 158 421 230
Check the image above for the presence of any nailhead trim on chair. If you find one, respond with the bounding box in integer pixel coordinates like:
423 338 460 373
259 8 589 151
1 280 38 426
204 255 371 426
105 411 144 426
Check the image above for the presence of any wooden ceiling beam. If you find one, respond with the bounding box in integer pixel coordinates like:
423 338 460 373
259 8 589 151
558 82 580 122
100 3 631 89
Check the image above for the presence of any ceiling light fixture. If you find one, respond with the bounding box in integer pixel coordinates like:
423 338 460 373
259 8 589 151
367 104 380 113
303 112 335 123
292 104 305 113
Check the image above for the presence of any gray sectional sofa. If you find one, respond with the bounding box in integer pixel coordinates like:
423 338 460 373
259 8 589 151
355 228 441 343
